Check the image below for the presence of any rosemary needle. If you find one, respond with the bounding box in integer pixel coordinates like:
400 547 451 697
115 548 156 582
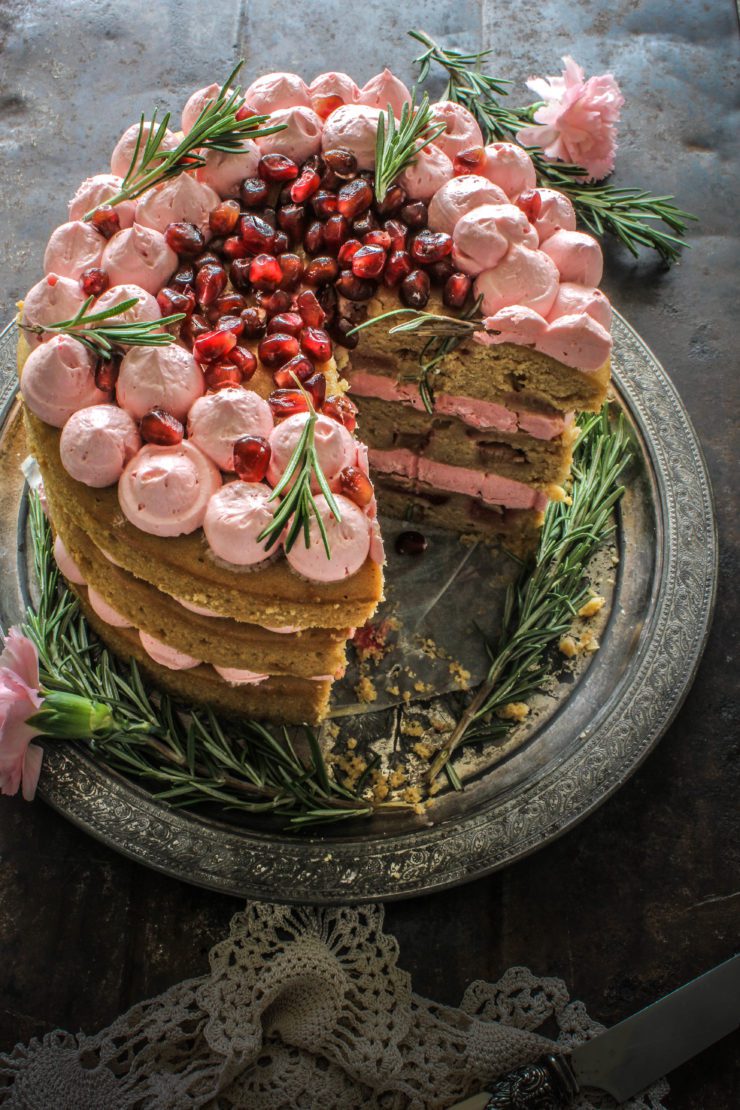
19 296 185 356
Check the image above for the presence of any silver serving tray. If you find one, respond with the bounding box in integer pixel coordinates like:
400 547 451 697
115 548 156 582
0 313 716 902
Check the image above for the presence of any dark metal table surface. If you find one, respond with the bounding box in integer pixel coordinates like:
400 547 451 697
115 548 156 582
0 2 738 1106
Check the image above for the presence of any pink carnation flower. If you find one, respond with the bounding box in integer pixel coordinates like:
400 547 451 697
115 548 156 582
517 56 624 182
0 627 44 800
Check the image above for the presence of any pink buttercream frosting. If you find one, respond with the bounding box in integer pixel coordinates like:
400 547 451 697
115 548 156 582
243 72 311 114
540 229 603 286
531 188 577 243
321 104 383 170
358 69 411 118
262 624 302 634
92 283 160 328
475 305 612 373
285 494 371 582
135 174 220 239
68 174 136 228
428 100 484 159
181 83 233 134
452 203 538 275
87 586 132 628
203 481 277 566
139 631 201 670
267 414 356 490
309 72 360 110
187 387 273 472
21 274 86 348
195 140 261 198
428 175 508 237
20 335 109 427
480 142 537 199
53 535 86 585
256 106 323 163
214 665 269 685
110 122 179 180
60 404 141 487
43 221 105 280
175 596 222 617
117 344 204 421
398 143 453 202
119 441 221 537
474 245 559 316
102 225 177 295
369 448 548 511
548 282 612 330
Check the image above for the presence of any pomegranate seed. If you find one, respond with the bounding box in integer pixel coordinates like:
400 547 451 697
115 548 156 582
268 389 309 420
453 146 486 175
376 183 407 216
335 271 376 301
195 262 227 306
328 317 359 350
215 292 247 315
312 190 339 219
303 153 324 173
337 178 373 219
233 435 271 481
400 201 428 228
157 285 196 316
303 372 326 409
383 249 413 288
267 312 303 337
317 285 339 324
290 168 321 203
273 230 290 255
193 328 237 363
339 465 373 507
320 165 341 190
222 235 249 260
258 153 299 182
304 220 324 253
235 104 257 122
351 244 386 279
230 258 252 291
322 214 349 253
164 221 205 257
300 326 332 362
396 529 428 555
205 361 242 391
324 148 358 178
209 199 241 235
297 290 326 328
411 229 453 263
216 314 245 337
352 210 379 238
257 289 292 316
258 332 300 368
261 206 277 229
516 189 542 223
304 256 339 286
313 94 343 120
239 213 276 255
227 346 257 379
323 393 357 431
337 238 362 267
383 219 408 251
240 177 270 208
171 264 195 288
241 306 267 336
80 267 109 296
90 205 120 239
277 203 307 243
194 250 220 269
180 313 209 347
140 408 184 446
273 354 315 388
401 269 431 309
95 354 120 391
428 257 455 283
249 253 282 291
278 252 304 289
364 228 392 250
444 272 473 309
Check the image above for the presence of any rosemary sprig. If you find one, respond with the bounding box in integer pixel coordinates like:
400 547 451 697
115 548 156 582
20 296 184 357
409 29 696 264
258 392 342 557
374 88 446 203
84 61 286 217
429 405 631 782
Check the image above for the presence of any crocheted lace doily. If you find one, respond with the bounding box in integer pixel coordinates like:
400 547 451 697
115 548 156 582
0 902 668 1109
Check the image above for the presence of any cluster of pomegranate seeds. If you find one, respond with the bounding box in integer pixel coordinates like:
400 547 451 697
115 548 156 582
140 408 184 446
233 435 271 482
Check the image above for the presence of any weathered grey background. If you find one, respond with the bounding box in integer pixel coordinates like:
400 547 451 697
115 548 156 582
1 1 738 1104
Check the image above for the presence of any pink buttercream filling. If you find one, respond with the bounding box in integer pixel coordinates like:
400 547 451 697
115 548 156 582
139 631 201 670
214 665 269 685
369 448 548 511
474 304 612 373
53 535 86 585
87 586 132 628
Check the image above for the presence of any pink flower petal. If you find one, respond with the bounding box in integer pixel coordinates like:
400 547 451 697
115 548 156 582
0 627 40 690
21 743 44 801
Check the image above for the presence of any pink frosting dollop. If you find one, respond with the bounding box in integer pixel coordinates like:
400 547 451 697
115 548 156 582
243 72 311 114
358 68 411 118
195 140 261 198
119 441 221 537
548 282 612 330
203 481 277 566
117 344 204 422
398 143 453 202
20 335 109 427
135 175 220 239
53 535 86 585
540 229 603 286
256 106 323 163
187 387 274 471
428 175 508 236
480 142 537 199
474 245 560 317
60 404 141 487
21 275 86 348
214 665 269 685
476 304 612 373
267 414 356 490
452 203 538 276
110 122 179 179
68 174 136 228
87 587 132 628
43 220 105 280
309 72 360 111
139 631 200 670
92 283 160 328
321 104 383 170
285 494 371 582
428 100 483 159
102 225 177 295
181 83 233 134
531 188 577 242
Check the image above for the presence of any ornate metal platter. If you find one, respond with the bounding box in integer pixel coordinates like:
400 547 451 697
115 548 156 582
0 313 716 902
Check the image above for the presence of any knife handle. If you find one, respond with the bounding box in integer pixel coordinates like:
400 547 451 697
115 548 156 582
482 1054 579 1109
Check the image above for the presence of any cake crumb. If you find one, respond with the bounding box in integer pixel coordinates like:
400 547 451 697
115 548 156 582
449 661 471 690
412 741 435 759
559 630 600 657
389 768 406 788
355 675 377 703
346 737 357 750
401 719 425 738
497 701 530 721
413 680 432 694
386 684 400 696
403 785 422 805
559 635 578 658
578 595 606 618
